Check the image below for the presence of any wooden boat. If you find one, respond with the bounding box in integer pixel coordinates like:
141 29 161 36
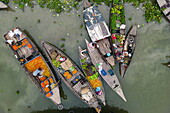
157 0 170 21
109 0 126 63
0 1 7 9
78 46 106 106
85 39 127 102
41 42 101 113
120 26 137 77
83 0 115 66
4 27 62 109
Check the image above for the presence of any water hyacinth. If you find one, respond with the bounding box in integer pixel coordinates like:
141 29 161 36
1 0 164 22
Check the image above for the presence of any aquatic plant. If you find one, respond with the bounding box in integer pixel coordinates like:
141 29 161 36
37 19 41 23
0 0 9 4
80 24 83 29
123 0 162 22
16 90 20 95
2 0 163 23
63 48 66 51
13 0 34 9
142 1 162 23
7 108 11 111
60 38 66 41
60 43 65 48
128 17 132 21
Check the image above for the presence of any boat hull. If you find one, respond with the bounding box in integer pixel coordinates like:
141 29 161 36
85 39 127 102
4 27 62 108
120 26 137 77
41 42 100 110
0 1 7 9
79 46 106 105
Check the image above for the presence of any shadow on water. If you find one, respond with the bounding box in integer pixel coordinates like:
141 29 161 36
30 105 128 113
0 5 15 12
162 56 170 68
59 82 68 100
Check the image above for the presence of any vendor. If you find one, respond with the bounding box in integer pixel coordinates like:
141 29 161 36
33 68 44 77
6 40 14 45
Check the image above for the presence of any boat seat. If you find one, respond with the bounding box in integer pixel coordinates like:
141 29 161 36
100 69 107 76
50 50 58 59
81 87 90 95
108 69 114 76
60 59 73 70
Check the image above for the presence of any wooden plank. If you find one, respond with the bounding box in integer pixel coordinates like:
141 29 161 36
97 39 115 66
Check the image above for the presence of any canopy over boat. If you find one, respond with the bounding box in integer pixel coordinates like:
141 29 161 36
157 0 170 20
0 1 7 9
83 6 111 42
85 39 127 102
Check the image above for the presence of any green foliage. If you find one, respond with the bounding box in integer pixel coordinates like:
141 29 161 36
0 0 9 4
142 1 162 23
52 59 60 68
37 19 41 23
123 0 162 22
91 66 96 72
110 3 125 32
80 24 83 29
81 58 86 63
13 0 34 9
82 63 88 70
89 72 99 80
60 43 65 48
16 90 20 95
128 17 132 21
60 38 66 41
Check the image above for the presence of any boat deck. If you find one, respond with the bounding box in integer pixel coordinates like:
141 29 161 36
85 40 127 102
4 27 61 105
41 42 100 109
97 39 115 66
79 47 106 105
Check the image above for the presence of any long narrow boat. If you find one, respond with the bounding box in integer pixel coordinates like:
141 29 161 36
85 39 127 102
157 0 170 21
109 0 126 63
0 1 7 9
4 27 62 109
41 42 101 113
120 26 137 77
83 0 115 66
78 46 106 105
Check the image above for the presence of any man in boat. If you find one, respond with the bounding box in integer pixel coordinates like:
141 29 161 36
6 40 14 45
33 68 44 77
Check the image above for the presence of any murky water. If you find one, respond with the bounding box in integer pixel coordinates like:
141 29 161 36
0 2 170 113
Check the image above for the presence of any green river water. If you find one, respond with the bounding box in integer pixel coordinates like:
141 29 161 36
0 2 170 113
